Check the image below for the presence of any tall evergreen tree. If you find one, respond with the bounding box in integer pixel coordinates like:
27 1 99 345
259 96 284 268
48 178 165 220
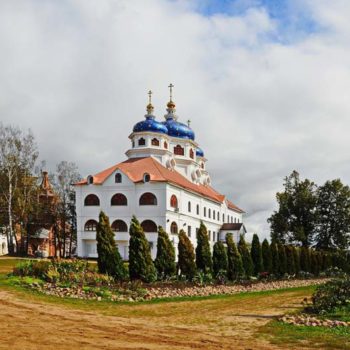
212 241 228 276
278 244 287 275
251 234 263 276
226 233 244 280
293 246 300 274
128 215 156 282
261 239 272 273
270 242 280 276
285 245 296 275
238 235 254 277
268 171 318 247
96 211 127 280
154 226 176 279
195 221 213 273
315 179 350 250
300 246 310 272
178 229 196 280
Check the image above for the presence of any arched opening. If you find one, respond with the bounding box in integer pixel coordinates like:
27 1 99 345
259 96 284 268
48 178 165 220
87 175 94 184
111 193 127 206
84 219 98 231
151 138 159 146
115 173 122 183
174 144 184 156
170 222 178 234
204 207 206 217
189 148 194 159
188 201 191 212
84 194 100 206
111 220 128 232
164 141 168 149
141 220 157 232
208 208 211 219
138 138 146 146
139 192 157 205
170 194 178 208
196 204 199 215
143 173 151 183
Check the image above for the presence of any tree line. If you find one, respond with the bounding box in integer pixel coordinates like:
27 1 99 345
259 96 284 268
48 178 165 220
96 211 349 283
268 170 350 250
0 123 81 256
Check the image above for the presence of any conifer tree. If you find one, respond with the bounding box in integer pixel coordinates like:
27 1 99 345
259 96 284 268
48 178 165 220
178 229 196 280
195 221 213 273
238 235 254 278
212 241 228 276
226 233 244 280
262 239 272 273
154 226 176 279
293 246 300 274
310 250 320 276
278 244 287 275
251 234 263 276
128 215 156 282
300 246 310 272
96 211 127 280
270 242 280 276
285 245 296 275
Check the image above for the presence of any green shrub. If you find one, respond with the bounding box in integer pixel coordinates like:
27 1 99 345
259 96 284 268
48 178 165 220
212 241 228 277
128 215 156 283
312 278 350 313
238 235 253 278
251 234 263 276
96 211 127 280
193 271 213 286
195 221 213 273
154 226 176 279
13 260 50 279
226 233 244 280
178 229 196 280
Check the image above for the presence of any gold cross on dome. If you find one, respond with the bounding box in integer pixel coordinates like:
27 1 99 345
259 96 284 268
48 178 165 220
187 119 191 127
168 83 174 101
148 90 153 104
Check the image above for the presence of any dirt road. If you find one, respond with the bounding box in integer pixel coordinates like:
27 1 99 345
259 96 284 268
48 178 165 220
0 287 314 350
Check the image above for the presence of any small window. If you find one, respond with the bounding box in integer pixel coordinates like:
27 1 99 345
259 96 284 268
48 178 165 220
115 173 122 183
143 173 151 183
208 209 211 219
196 204 199 215
189 149 194 159
234 217 237 223
213 211 216 220
87 175 93 185
212 231 215 242
208 231 211 241
138 138 146 146
223 213 225 222
111 193 127 206
164 141 168 149
132 140 135 148
139 192 157 205
170 222 178 234
170 195 178 208
151 138 159 146
204 207 206 217
174 144 184 156
188 201 191 212
141 220 157 232
201 163 204 169
84 219 98 231
111 220 128 232
217 232 219 242
84 194 100 206
187 225 192 237
237 218 240 223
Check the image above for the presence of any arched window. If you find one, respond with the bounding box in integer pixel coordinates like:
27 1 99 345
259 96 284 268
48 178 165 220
143 173 151 183
196 204 199 215
170 222 178 234
174 144 184 156
164 141 168 149
132 140 135 148
204 207 206 217
189 149 194 159
170 195 178 208
139 192 157 205
141 220 157 232
87 175 94 185
222 213 225 222
234 217 237 223
201 163 204 169
188 201 191 212
227 215 229 222
237 218 240 223
84 194 100 206
208 209 211 219
111 193 127 206
138 138 145 146
111 220 128 232
151 138 159 146
84 219 98 231
213 211 216 220
115 173 122 183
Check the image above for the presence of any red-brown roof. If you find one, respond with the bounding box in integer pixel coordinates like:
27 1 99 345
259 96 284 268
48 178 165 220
76 157 244 213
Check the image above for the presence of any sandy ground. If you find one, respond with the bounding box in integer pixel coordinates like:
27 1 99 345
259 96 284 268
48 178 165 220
0 287 314 350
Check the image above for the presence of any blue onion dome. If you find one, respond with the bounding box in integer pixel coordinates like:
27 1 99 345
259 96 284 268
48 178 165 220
133 102 168 134
196 148 204 157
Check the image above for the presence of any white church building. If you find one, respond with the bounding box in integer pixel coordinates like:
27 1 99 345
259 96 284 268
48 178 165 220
75 86 246 259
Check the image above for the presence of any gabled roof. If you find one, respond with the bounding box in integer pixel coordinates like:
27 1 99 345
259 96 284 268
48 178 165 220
220 223 245 231
76 157 244 213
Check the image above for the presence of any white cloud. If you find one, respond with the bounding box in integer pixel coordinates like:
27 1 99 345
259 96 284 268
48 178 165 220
1 0 350 241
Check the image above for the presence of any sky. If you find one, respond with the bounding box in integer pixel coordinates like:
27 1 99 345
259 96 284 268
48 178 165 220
1 0 350 240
